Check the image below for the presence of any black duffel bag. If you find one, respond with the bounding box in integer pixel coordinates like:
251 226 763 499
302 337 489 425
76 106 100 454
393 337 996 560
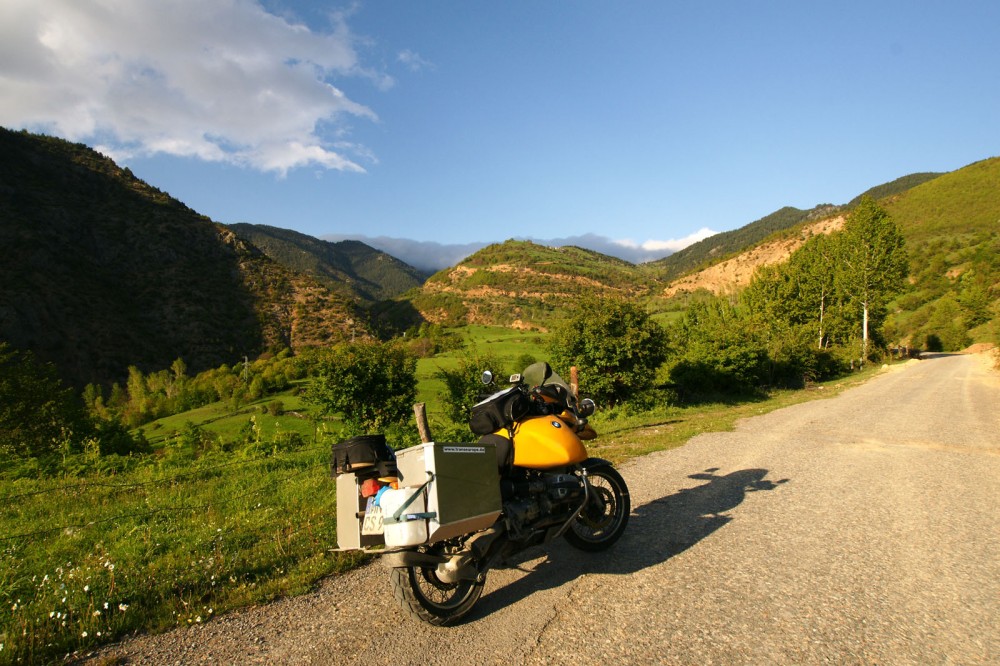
469 386 531 435
331 434 398 479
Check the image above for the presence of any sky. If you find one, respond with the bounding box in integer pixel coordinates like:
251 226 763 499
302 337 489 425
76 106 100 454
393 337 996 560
2 1 999 268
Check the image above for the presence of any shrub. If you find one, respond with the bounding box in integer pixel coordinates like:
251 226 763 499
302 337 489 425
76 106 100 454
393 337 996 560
306 341 417 432
549 297 668 405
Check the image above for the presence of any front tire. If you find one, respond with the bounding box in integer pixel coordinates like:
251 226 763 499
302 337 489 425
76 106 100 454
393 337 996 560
390 564 485 626
564 466 630 551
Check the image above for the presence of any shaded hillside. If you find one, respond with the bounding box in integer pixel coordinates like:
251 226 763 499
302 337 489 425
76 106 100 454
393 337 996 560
228 223 427 302
0 128 362 388
400 240 652 329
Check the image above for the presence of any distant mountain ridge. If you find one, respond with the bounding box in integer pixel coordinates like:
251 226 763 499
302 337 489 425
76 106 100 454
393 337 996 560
229 223 427 302
324 230 718 273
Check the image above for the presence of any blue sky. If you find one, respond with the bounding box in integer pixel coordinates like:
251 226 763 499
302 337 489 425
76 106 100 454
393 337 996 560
2 1 998 262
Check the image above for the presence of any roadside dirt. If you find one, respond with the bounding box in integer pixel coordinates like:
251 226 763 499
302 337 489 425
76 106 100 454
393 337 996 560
85 353 1000 665
663 215 844 297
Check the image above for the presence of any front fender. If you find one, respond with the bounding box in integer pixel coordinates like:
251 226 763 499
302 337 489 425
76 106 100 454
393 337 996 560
579 457 616 473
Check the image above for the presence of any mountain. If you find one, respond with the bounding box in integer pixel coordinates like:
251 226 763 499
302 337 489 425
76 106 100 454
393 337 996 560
390 239 654 330
648 205 838 283
651 172 945 285
322 234 488 274
646 158 1000 347
322 231 718 273
229 223 427 302
882 158 1000 346
0 128 364 388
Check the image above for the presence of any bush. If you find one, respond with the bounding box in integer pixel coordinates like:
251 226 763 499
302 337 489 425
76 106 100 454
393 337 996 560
435 352 510 426
0 343 91 459
306 341 417 432
549 297 668 405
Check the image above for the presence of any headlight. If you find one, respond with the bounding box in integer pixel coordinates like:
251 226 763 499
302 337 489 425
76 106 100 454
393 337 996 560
578 398 596 417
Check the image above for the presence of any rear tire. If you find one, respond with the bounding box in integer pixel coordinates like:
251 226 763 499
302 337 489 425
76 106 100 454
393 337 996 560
564 466 630 551
390 564 486 626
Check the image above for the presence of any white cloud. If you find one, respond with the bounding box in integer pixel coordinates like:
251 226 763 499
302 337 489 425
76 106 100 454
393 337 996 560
613 227 718 254
397 49 433 72
0 0 380 174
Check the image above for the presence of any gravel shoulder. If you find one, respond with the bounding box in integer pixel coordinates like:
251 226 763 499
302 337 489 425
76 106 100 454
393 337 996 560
86 353 1000 665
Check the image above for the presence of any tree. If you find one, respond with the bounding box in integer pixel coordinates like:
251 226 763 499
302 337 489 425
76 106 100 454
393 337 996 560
838 197 909 363
667 296 769 395
306 340 417 432
0 344 88 458
549 297 668 404
436 351 509 426
787 233 840 349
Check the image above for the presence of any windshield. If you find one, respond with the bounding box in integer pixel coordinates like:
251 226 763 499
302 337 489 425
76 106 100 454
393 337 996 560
522 362 571 392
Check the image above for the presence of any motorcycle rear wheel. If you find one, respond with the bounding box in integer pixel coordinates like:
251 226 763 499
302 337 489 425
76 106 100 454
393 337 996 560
564 466 630 551
390 565 485 626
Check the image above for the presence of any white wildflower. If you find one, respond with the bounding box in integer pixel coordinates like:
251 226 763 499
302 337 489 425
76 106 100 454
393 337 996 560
81 631 88 638
83 585 89 592
118 603 129 612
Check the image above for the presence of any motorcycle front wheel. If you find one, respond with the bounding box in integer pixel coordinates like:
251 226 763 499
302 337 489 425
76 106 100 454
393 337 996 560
564 466 630 551
390 564 485 626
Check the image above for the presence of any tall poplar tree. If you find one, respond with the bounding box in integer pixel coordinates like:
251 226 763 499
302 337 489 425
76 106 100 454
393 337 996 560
838 196 909 363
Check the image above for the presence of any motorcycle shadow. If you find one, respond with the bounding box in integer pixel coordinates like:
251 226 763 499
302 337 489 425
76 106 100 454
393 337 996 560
474 467 789 620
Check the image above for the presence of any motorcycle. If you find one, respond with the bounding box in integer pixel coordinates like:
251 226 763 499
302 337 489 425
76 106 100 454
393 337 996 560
333 362 630 625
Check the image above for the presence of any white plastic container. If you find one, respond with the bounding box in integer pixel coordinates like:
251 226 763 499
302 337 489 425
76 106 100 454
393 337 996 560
378 487 430 547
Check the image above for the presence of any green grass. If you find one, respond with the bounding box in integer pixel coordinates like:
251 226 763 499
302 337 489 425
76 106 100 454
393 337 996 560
0 441 365 664
414 326 550 425
0 338 886 664
138 390 319 448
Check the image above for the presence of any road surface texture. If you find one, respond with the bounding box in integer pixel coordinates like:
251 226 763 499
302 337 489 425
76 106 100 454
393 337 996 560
88 353 1000 665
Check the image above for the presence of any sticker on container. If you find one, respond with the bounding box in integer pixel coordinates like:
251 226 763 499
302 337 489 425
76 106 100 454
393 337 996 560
361 496 385 535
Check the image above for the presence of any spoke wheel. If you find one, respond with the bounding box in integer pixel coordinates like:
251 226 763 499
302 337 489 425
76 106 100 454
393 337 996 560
391 563 485 626
564 466 630 551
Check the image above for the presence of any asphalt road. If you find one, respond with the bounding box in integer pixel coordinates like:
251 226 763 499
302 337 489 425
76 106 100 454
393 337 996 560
89 352 1000 665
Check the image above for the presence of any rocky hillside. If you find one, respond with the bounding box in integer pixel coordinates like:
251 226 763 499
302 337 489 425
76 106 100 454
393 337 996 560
0 128 364 388
400 240 654 330
660 215 846 298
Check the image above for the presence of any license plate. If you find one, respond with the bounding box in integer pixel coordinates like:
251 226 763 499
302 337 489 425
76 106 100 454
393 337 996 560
361 497 384 535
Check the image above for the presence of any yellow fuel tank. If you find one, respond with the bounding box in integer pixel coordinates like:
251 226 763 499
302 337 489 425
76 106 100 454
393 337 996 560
509 416 588 469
